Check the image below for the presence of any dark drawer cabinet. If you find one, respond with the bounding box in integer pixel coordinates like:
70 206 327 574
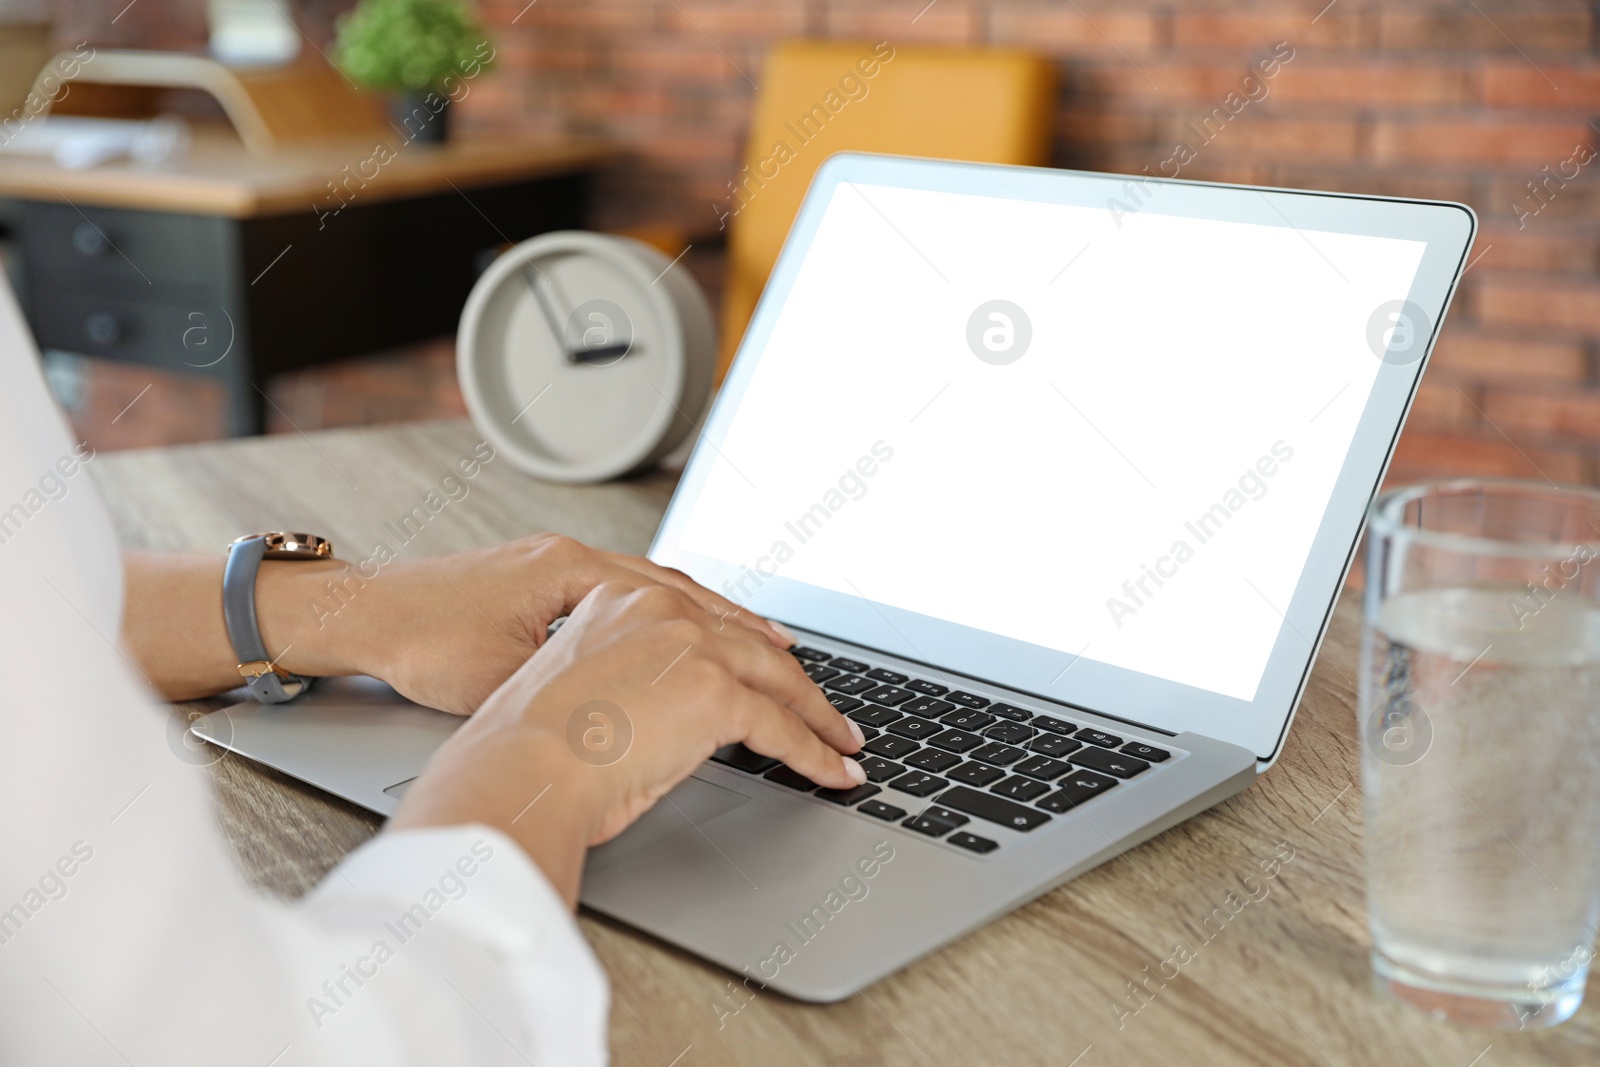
9 171 589 434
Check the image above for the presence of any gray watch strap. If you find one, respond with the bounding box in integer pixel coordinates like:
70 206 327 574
223 536 309 703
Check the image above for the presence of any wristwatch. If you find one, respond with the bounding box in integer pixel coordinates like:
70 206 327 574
224 532 333 703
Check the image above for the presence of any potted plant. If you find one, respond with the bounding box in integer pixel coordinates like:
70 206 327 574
332 0 494 144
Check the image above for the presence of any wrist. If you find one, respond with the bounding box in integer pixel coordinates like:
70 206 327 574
254 559 381 679
390 723 600 907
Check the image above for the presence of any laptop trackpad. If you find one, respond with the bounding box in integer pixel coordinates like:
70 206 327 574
585 774 749 871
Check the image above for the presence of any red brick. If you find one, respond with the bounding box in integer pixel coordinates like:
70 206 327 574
1269 62 1475 106
1481 62 1600 108
665 2 808 40
1059 108 1161 146
1370 119 1592 165
821 0 983 44
1472 227 1599 273
1474 274 1600 333
1379 9 1594 53
1430 329 1588 383
989 6 1164 56
1171 12 1366 51
1072 63 1282 103
1407 378 1481 430
1487 175 1600 229
1482 387 1600 443
1388 430 1585 484
1161 115 1364 162
510 0 661 32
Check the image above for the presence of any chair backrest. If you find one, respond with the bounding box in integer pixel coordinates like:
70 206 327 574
716 40 1057 380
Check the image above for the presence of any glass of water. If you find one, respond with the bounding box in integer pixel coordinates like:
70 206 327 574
1362 479 1600 1029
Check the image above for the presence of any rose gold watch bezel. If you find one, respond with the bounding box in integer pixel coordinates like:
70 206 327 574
230 532 334 561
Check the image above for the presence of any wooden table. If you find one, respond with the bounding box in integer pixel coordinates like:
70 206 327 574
1 129 608 434
92 418 1600 1067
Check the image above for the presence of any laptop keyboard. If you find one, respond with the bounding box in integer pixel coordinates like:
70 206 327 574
710 645 1176 856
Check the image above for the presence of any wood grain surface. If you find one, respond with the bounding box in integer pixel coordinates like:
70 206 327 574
0 127 612 216
91 417 1600 1067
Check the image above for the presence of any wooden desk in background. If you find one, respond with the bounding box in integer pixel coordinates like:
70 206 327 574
91 419 1600 1067
0 131 608 434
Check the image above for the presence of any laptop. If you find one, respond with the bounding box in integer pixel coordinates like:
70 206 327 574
193 153 1475 1002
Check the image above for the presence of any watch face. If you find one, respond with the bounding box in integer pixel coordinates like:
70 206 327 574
233 532 333 560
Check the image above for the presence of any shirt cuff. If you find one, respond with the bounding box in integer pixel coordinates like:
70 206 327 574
303 824 609 1022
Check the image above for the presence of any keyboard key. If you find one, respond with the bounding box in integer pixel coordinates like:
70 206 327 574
946 691 991 709
1037 769 1118 810
1122 742 1171 763
887 717 943 741
942 709 995 730
988 702 1032 722
803 664 840 684
864 684 916 706
948 831 998 854
904 679 949 696
928 729 982 753
825 675 876 695
904 811 962 837
901 697 955 718
938 786 1053 831
971 741 1025 767
858 725 879 742
850 704 902 728
1076 728 1124 748
1070 747 1151 778
1031 734 1082 759
992 776 1050 802
865 667 909 684
985 722 1034 745
816 783 882 806
764 765 817 791
920 805 970 828
864 734 920 760
828 657 870 673
888 771 947 797
1014 755 1072 781
1033 715 1077 735
903 748 960 774
856 756 904 783
711 743 779 774
858 799 906 821
947 761 1005 787
791 646 832 661
827 694 865 714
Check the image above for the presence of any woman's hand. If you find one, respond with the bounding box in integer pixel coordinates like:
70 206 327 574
301 534 794 714
388 580 868 905
122 536 793 711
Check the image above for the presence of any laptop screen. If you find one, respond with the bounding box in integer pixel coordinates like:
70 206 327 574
652 155 1472 761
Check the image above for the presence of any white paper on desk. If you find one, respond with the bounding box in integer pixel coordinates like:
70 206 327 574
0 115 191 169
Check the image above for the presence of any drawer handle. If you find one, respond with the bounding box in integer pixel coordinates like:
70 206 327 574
72 222 111 258
85 311 122 345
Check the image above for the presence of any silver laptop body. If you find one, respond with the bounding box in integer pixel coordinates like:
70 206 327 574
195 155 1475 1001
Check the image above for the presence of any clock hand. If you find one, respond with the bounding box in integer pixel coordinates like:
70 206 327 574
520 264 637 365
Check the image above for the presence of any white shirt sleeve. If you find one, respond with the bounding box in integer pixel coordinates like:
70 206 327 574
0 281 609 1066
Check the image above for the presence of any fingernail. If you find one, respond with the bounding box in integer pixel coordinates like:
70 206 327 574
844 758 868 785
846 717 866 749
770 620 798 647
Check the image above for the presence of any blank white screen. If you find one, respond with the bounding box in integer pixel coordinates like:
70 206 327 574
676 182 1426 700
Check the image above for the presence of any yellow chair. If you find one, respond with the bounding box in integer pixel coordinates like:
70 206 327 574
715 40 1057 381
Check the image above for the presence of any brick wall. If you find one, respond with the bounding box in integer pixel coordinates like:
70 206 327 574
49 2 1600 485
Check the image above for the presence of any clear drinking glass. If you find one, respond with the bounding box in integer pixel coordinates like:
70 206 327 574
1362 480 1600 1029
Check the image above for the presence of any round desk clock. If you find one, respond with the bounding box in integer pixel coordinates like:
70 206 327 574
457 231 717 483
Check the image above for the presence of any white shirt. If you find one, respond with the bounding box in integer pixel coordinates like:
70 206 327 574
0 281 609 1065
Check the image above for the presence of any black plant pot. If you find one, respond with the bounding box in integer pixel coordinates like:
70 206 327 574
388 92 451 144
